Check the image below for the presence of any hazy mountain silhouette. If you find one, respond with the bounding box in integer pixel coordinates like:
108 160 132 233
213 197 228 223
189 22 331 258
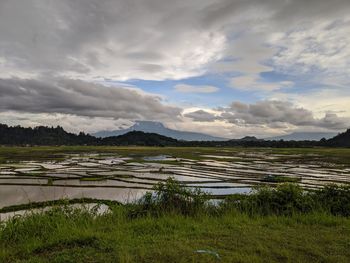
265 132 337 141
1 123 349 147
93 121 227 141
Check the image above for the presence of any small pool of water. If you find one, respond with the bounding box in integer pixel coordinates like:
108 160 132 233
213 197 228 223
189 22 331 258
143 155 176 161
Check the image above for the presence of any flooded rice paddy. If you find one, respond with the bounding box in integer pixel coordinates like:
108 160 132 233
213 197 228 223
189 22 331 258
0 148 350 210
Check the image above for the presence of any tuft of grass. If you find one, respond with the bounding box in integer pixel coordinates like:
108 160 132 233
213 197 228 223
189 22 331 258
79 177 108 182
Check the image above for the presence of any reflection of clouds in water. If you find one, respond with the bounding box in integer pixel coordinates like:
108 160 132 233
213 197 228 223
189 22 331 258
0 152 350 209
0 186 146 208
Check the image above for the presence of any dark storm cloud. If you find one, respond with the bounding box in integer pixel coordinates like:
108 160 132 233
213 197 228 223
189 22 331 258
0 78 181 121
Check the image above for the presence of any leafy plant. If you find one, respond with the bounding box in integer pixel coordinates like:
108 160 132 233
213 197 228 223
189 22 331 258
129 177 209 217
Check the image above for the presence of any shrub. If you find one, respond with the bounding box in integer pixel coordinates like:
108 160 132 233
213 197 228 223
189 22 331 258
129 177 209 217
222 183 350 216
238 184 311 215
314 184 350 216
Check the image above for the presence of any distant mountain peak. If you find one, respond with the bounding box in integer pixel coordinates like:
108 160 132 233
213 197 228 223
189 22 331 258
265 131 337 141
132 120 165 129
240 136 260 141
93 120 227 141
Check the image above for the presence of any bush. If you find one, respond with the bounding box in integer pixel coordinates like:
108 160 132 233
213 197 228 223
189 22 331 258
128 180 350 217
232 184 312 215
129 177 209 217
222 183 350 216
314 184 350 216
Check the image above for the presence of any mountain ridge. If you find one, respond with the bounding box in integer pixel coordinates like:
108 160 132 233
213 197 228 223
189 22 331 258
265 132 337 141
1 123 349 147
93 120 227 141
326 129 350 147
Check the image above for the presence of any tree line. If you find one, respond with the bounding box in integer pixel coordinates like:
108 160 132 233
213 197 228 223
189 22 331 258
0 124 349 147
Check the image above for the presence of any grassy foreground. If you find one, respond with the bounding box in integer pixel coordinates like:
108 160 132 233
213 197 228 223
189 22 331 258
1 209 349 262
1 180 350 262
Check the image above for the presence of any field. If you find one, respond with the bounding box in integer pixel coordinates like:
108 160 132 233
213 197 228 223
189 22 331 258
0 146 350 262
1 146 350 210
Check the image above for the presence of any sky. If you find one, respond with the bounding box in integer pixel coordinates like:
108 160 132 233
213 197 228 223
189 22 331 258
0 0 350 138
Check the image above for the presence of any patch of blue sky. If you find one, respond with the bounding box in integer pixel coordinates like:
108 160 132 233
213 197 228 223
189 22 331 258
259 70 324 94
116 73 261 108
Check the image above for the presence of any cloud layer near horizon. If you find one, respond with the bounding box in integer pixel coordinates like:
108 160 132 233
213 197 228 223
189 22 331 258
0 77 181 121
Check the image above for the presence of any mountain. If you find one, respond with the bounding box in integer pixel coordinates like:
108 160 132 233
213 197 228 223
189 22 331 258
326 129 350 147
93 121 227 141
101 131 178 146
1 123 348 148
237 136 261 141
0 124 178 146
265 132 337 141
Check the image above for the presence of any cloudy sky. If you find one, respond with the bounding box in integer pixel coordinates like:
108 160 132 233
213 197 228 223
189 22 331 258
1 0 350 138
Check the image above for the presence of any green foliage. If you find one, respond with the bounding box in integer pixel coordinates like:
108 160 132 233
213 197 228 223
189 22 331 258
0 182 350 262
222 183 350 216
0 124 98 146
130 177 209 217
315 184 350 216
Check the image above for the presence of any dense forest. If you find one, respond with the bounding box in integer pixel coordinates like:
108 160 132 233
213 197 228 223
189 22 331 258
0 124 99 146
0 124 349 147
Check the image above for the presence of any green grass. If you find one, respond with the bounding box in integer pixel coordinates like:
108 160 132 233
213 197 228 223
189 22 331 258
1 180 349 262
0 207 349 262
79 177 109 181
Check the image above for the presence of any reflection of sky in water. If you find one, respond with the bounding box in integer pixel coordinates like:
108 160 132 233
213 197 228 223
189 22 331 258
143 155 176 161
0 152 350 209
203 187 252 195
0 185 147 208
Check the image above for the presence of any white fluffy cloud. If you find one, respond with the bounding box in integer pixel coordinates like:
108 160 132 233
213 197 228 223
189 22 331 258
269 18 350 86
